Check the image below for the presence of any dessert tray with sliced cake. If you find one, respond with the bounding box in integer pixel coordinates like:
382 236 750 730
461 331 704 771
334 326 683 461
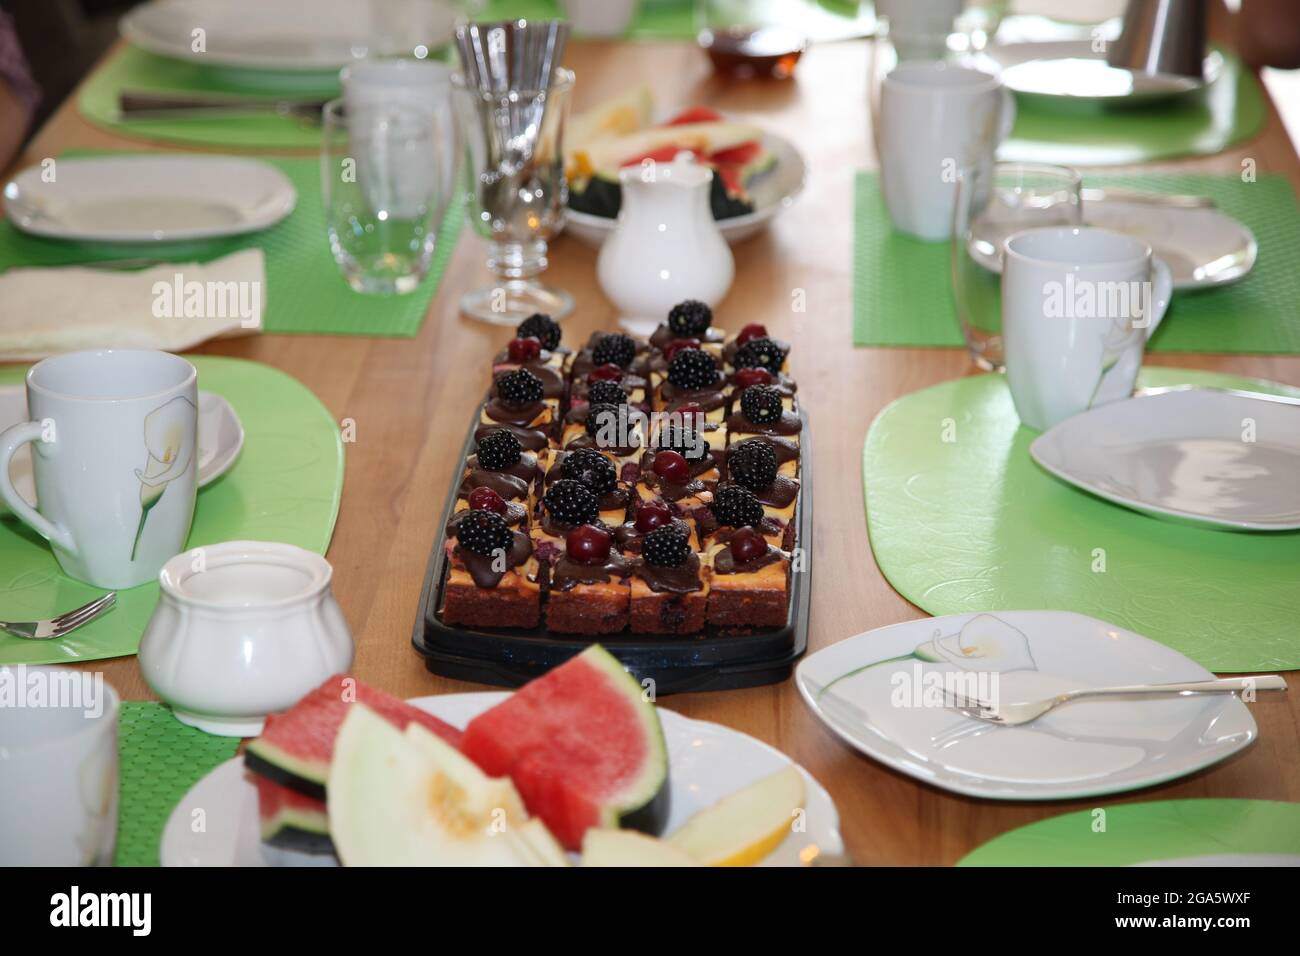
412 301 811 693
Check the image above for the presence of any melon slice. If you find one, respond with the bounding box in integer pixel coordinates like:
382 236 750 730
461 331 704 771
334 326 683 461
328 705 541 867
581 829 698 867
254 775 332 855
567 83 654 155
244 674 462 800
572 121 764 181
668 765 805 866
460 644 669 851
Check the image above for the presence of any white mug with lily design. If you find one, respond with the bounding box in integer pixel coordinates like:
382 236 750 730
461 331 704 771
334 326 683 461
1002 226 1172 431
0 350 198 588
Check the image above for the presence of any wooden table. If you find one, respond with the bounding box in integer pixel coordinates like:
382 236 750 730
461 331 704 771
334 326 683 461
13 12 1300 866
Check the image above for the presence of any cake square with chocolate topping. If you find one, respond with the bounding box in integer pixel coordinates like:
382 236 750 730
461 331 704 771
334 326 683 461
704 538 790 629
544 550 634 634
629 551 710 635
440 533 540 629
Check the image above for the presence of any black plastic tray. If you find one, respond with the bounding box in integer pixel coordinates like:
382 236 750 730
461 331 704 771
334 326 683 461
411 405 812 695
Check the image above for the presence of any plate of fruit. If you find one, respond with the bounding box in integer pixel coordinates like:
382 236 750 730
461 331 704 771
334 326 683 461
160 646 843 866
563 86 806 247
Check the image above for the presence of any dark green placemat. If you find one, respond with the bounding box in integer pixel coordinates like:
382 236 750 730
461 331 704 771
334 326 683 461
1002 48 1267 167
114 701 239 867
852 171 1300 354
0 152 462 337
959 800 1300 867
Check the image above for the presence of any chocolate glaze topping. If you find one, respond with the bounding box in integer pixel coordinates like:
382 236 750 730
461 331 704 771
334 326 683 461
475 421 548 452
634 550 703 594
550 551 634 591
492 355 566 398
713 542 788 575
458 453 540 501
455 530 531 588
447 500 527 532
484 398 548 428
615 516 691 555
650 324 725 350
726 408 802 437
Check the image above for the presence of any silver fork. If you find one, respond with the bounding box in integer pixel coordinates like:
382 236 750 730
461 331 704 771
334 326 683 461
952 675 1288 727
0 592 116 640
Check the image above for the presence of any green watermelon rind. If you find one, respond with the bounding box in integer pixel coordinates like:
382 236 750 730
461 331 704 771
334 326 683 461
579 645 670 823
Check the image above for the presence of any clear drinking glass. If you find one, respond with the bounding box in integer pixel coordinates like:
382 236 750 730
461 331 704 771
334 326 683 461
321 99 445 295
951 162 1082 371
452 67 574 325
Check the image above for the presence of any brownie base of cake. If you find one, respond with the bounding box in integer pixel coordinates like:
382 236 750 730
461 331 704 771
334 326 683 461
440 579 540 629
630 589 707 634
706 589 790 629
546 588 630 634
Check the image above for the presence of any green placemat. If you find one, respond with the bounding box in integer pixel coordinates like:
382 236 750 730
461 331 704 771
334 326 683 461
0 355 344 667
114 701 239 867
959 799 1300 866
0 152 462 337
862 367 1300 673
1003 49 1267 167
852 172 1300 354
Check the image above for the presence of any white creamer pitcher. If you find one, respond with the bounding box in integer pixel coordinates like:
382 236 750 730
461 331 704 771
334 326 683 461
597 153 734 326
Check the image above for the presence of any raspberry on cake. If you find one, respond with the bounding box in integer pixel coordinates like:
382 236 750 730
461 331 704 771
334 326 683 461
705 526 791 629
441 509 540 629
630 525 709 635
545 524 633 634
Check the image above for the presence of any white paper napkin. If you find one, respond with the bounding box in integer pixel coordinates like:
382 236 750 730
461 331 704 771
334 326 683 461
0 248 265 360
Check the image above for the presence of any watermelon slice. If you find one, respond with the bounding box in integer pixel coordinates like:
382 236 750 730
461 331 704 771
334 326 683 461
460 645 669 851
254 775 332 855
244 674 462 801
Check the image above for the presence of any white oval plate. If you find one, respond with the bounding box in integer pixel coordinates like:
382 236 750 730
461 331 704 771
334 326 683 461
121 0 454 74
160 692 842 867
563 133 807 248
0 386 243 513
969 199 1257 291
3 156 296 244
796 611 1258 801
973 40 1223 103
1030 388 1300 531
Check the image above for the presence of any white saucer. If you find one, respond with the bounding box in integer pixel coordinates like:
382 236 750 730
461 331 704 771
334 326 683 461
121 0 454 74
160 692 843 867
968 199 1257 291
797 611 1257 801
0 387 243 513
563 133 806 248
3 156 296 243
975 40 1222 104
1031 387 1300 531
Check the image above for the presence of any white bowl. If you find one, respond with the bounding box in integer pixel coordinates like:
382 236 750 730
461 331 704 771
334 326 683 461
563 132 807 247
139 541 353 737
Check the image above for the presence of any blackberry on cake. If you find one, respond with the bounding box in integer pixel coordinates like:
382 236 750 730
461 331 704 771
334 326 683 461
516 312 562 351
631 524 708 635
592 332 638 369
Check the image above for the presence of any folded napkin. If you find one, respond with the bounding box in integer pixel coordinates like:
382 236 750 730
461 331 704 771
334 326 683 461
0 249 264 360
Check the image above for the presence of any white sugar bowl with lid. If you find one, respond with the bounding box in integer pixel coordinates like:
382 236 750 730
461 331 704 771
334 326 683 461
139 540 353 737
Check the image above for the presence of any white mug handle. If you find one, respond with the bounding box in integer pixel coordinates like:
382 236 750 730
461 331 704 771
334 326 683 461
1143 256 1173 339
0 421 77 553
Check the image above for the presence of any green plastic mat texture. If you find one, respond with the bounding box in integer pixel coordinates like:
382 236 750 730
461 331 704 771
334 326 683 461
862 367 1300 674
0 355 344 667
0 152 461 337
853 172 1300 355
114 701 239 867
959 799 1300 866
1001 47 1266 166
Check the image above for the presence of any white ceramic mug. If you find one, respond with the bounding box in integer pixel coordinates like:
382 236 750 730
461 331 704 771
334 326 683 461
876 0 965 60
0 350 198 589
1002 226 1173 431
340 58 456 220
140 541 354 737
0 665 119 865
878 62 1015 241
